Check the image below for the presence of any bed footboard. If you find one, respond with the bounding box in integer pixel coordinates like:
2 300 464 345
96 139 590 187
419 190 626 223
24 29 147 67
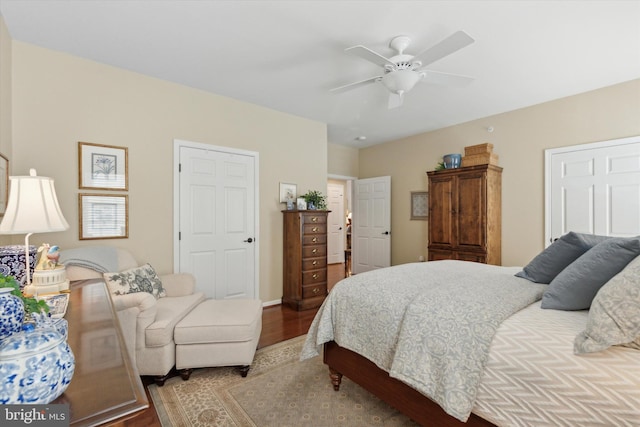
323 341 495 427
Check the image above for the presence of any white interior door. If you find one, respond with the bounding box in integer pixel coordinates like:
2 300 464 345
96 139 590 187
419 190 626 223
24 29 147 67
327 183 345 264
545 136 640 245
352 176 391 274
175 142 258 299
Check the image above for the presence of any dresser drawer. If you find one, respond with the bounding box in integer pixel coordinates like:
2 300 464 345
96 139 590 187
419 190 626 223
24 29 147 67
302 214 327 224
302 283 327 299
303 234 326 245
303 223 327 235
302 245 326 258
302 257 326 271
302 268 326 284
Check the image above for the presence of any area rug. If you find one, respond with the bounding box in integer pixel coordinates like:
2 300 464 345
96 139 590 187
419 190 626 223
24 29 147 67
148 335 418 426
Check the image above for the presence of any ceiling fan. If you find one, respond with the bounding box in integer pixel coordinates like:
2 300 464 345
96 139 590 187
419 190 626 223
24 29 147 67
331 31 475 109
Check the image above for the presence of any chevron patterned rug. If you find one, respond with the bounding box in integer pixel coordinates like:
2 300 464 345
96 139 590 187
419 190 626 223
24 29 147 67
148 335 418 426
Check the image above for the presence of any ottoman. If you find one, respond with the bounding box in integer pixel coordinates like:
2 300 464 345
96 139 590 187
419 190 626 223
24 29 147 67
174 298 262 379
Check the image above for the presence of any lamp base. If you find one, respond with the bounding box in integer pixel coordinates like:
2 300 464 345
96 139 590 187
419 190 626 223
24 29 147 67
24 266 70 297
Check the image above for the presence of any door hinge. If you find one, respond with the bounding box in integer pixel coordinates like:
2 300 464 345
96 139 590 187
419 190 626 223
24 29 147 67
179 231 181 240
179 163 182 173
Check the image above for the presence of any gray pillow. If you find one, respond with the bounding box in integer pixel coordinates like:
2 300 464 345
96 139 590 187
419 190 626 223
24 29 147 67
574 254 640 354
541 237 640 310
515 232 608 284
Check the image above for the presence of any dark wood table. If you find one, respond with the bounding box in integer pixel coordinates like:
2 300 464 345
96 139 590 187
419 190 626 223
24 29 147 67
53 279 148 426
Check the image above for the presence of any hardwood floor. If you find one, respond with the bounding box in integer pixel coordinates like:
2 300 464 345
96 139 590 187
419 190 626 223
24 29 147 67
121 263 346 427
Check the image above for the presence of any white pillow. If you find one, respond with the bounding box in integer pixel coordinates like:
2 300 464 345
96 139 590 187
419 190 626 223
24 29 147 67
103 263 166 299
574 255 640 354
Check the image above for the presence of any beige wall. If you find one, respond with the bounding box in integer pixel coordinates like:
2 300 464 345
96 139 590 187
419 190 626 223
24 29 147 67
360 79 640 267
0 17 11 246
8 41 327 304
327 142 359 177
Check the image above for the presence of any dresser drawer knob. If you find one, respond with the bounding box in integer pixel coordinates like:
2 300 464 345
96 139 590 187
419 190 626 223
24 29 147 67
311 217 318 222
312 260 317 265
312 237 317 242
312 287 319 293
312 249 317 254
312 227 318 232
312 273 319 279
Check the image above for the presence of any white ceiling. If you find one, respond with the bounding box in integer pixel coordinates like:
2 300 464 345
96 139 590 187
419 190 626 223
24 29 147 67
1 1 639 147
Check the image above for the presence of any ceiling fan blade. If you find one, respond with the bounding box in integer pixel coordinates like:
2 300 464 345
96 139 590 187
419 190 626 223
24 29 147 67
330 75 382 93
412 31 474 68
345 45 397 68
388 92 403 109
421 70 475 87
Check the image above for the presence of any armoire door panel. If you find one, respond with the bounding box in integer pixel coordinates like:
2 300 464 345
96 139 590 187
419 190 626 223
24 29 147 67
428 177 454 246
457 173 486 249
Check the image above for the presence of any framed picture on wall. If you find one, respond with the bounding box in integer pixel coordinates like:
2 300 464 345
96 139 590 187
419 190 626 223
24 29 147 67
78 142 128 190
410 191 428 220
279 182 297 203
79 193 129 240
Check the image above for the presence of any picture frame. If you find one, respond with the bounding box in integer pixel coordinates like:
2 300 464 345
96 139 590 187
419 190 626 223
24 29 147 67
296 197 307 210
79 193 129 240
279 182 297 203
410 191 429 220
0 153 7 217
78 142 128 190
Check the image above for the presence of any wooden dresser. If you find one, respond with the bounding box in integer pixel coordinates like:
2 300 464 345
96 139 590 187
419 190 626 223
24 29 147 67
282 210 329 310
427 164 502 265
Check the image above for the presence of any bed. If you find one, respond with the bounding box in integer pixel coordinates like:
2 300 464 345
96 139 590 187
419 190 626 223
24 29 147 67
300 234 640 426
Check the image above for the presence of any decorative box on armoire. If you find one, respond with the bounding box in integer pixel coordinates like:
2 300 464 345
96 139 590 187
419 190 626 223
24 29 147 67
427 164 502 265
282 210 330 310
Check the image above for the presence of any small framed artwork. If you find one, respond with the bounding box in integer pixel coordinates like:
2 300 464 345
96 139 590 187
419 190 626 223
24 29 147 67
79 194 129 240
0 153 7 217
411 191 429 220
279 182 297 203
296 197 307 210
78 142 128 190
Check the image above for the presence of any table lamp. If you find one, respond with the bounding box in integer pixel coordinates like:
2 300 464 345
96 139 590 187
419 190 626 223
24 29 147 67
0 169 69 295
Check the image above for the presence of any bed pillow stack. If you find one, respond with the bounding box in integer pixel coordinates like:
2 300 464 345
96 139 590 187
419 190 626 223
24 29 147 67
515 232 608 284
516 232 640 310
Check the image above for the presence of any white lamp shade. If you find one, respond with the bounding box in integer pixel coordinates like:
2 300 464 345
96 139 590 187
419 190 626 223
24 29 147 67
0 169 69 234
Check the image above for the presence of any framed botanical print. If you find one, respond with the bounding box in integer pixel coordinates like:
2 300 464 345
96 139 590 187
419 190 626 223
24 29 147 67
411 191 428 220
78 142 128 190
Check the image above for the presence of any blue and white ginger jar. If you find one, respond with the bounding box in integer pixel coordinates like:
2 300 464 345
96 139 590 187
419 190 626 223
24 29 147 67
0 287 25 341
0 326 75 404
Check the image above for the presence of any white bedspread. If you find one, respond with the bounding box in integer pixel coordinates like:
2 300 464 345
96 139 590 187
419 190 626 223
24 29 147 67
300 260 546 421
473 301 640 427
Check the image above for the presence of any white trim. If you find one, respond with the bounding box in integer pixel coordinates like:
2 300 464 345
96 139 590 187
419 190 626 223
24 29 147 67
173 139 260 299
262 299 281 307
544 135 640 246
328 173 357 181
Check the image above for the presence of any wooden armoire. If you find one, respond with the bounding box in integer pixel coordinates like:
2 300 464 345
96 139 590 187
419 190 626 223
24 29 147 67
427 164 502 265
282 210 329 310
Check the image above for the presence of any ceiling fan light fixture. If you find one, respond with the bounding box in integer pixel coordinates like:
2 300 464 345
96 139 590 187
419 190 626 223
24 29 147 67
381 70 422 94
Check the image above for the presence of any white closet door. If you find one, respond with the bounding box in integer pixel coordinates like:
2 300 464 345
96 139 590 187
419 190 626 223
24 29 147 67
545 136 640 245
177 143 257 300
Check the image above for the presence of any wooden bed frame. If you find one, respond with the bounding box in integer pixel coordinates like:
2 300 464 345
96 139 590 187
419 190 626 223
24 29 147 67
323 341 496 427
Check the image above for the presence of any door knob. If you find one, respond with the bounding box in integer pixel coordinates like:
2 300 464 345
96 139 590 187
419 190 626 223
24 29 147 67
382 231 390 235
244 237 254 243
